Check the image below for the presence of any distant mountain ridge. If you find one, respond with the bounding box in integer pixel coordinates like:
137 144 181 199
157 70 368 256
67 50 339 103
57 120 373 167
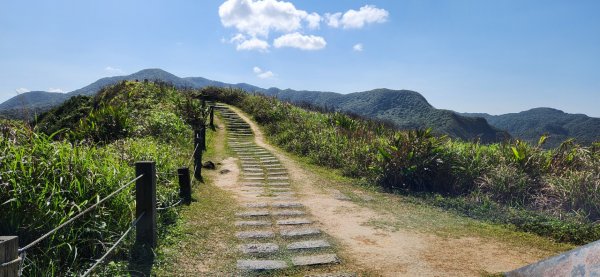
2 68 597 145
462 108 600 147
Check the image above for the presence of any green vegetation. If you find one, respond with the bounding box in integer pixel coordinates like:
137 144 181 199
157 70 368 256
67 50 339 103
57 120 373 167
463 108 600 148
0 81 209 275
207 87 600 245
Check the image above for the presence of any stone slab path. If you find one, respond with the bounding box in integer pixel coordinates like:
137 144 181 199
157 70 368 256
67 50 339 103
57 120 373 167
215 104 347 275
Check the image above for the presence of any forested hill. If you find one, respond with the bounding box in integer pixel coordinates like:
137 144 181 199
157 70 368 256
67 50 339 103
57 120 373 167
261 88 508 142
462 108 600 147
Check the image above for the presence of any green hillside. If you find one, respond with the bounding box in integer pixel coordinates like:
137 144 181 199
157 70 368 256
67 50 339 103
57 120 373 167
463 108 600 147
1 80 206 275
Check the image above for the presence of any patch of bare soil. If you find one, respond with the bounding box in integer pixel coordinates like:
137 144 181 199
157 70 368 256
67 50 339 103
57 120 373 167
227 106 550 276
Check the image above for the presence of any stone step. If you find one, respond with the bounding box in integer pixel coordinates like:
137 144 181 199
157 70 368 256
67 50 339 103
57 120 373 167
244 203 269 208
280 228 321 238
236 230 275 239
266 182 290 187
236 210 269 217
235 220 271 227
286 240 331 250
276 219 312 225
272 202 303 208
292 254 339 266
239 243 279 254
272 210 305 216
237 260 288 270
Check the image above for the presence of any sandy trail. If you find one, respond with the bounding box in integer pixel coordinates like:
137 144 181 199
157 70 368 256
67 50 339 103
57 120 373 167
215 106 552 276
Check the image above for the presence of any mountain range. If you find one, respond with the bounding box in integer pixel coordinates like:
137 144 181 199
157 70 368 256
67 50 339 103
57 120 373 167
1 68 598 146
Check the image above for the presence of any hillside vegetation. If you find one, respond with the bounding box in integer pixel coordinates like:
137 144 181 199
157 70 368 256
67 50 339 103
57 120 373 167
1 81 206 275
463 108 600 148
204 86 600 244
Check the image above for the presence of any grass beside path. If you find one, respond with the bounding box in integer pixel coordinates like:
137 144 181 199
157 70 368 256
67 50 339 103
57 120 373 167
153 121 240 275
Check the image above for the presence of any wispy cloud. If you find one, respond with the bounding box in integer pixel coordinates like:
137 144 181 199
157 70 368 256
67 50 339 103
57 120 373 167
253 66 275 79
48 88 64 93
326 5 388 29
104 66 124 74
273 32 326 50
236 36 270 52
15 88 30 94
353 43 364 52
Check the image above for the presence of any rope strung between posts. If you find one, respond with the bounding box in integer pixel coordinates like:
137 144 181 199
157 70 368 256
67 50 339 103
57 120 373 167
188 142 199 169
81 212 145 277
157 199 182 211
18 174 144 253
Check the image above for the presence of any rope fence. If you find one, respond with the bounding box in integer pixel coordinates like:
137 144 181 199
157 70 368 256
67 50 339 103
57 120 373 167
81 212 145 277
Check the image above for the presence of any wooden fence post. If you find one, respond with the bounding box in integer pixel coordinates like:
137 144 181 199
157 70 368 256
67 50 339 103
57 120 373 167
0 236 19 277
209 106 214 128
200 125 206 151
178 167 191 204
135 161 157 248
194 131 202 180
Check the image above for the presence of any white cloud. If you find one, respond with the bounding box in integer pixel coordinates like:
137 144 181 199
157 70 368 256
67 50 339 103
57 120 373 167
353 43 363 52
15 88 30 94
219 0 314 38
48 88 64 93
236 37 270 51
252 66 275 79
327 5 388 29
105 66 124 74
273 32 326 50
305 12 321 29
258 71 274 79
325 12 342 28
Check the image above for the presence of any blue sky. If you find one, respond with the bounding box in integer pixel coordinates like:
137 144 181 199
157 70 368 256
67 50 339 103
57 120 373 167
1 0 599 116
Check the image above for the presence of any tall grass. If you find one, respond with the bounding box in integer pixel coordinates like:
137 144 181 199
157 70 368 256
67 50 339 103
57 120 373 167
1 81 203 275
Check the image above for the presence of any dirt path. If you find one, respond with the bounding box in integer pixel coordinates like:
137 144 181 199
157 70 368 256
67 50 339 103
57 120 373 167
222 105 558 276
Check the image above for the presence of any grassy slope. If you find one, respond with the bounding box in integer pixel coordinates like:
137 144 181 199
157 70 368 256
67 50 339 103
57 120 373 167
1 81 202 275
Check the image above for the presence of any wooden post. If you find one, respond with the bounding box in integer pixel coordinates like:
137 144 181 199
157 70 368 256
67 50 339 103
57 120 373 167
209 106 214 128
0 236 19 277
200 125 206 151
135 161 157 248
178 167 191 204
194 131 202 180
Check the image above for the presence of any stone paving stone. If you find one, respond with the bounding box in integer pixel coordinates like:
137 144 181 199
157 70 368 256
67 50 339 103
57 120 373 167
270 187 292 192
235 220 271 227
272 191 295 196
244 177 265 181
292 254 339 266
277 219 312 225
235 210 269 217
237 260 288 270
268 177 289 180
242 166 263 172
272 210 305 216
244 173 264 177
236 230 275 239
286 240 331 250
242 183 265 187
280 228 321 238
267 182 290 186
272 202 303 208
304 272 357 277
239 243 280 254
244 203 268 208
